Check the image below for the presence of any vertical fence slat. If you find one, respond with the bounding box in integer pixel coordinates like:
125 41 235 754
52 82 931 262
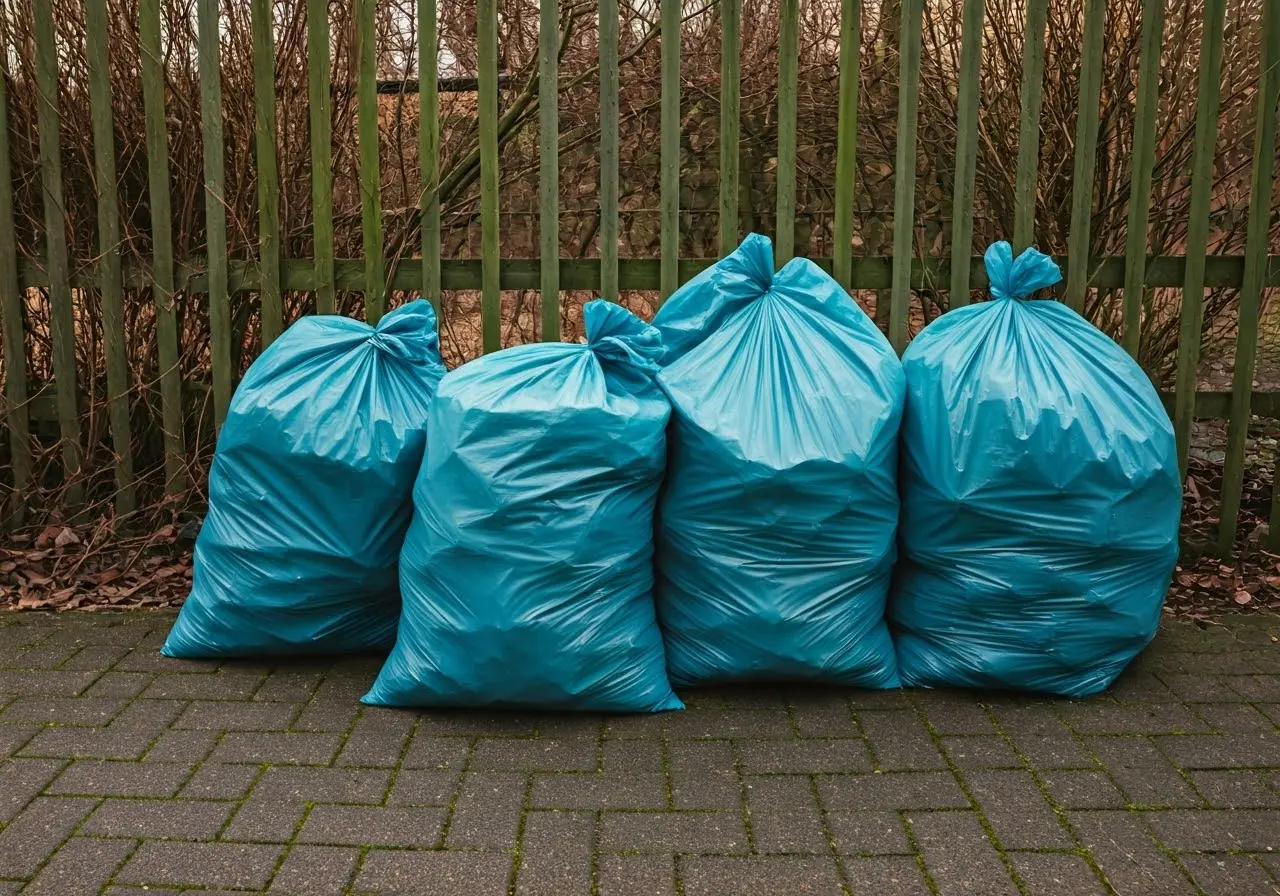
659 0 680 301
718 0 740 257
888 0 924 353
140 0 186 493
0 43 30 526
1012 0 1049 254
86 0 135 515
307 0 336 315
775 0 799 268
420 0 441 316
947 0 983 307
539 0 560 340
478 0 501 351
1063 0 1105 313
253 0 282 345
600 0 620 299
198 0 232 429
1173 0 1227 477
1121 0 1164 358
831 0 860 291
33 0 83 501
357 0 385 324
1219 0 1279 557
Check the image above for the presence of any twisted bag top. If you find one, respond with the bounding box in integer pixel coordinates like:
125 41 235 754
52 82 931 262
888 242 1181 698
364 300 682 712
652 234 904 688
163 300 446 658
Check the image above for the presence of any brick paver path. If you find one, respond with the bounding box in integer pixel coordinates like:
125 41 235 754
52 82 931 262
0 612 1276 894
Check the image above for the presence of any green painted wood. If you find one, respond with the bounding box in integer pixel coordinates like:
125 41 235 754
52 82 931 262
718 0 741 257
832 0 861 291
539 0 560 340
0 44 30 526
356 0 385 323
1173 0 1227 478
600 0 620 298
85 0 136 515
253 0 283 345
1218 0 1279 557
33 0 83 502
1012 0 1049 253
888 0 924 353
140 0 186 494
659 0 681 301
947 0 984 307
775 0 799 268
419 0 441 317
478 0 501 352
198 0 232 429
307 0 336 315
1063 0 1105 313
1121 0 1164 358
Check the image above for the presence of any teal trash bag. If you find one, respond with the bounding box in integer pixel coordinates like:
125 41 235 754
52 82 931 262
888 242 1181 698
363 300 682 712
162 300 445 658
651 233 903 688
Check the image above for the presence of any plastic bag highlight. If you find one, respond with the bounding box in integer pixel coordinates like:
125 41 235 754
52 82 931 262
162 300 445 658
888 242 1181 698
652 233 903 688
363 300 682 712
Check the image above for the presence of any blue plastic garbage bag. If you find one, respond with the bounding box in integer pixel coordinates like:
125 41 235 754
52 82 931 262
163 300 445 658
651 233 903 688
888 242 1181 698
363 300 682 712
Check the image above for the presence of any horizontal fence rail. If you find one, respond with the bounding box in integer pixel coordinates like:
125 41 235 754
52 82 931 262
0 0 1277 562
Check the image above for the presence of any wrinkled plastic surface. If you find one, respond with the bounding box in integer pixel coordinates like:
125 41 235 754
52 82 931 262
163 301 445 658
889 242 1181 698
364 300 682 712
652 234 903 688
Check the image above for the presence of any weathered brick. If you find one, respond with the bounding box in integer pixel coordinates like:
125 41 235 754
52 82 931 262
531 771 667 809
82 797 234 838
599 811 748 854
601 738 664 774
1155 673 1241 703
118 841 284 890
914 694 998 735
1179 854 1280 896
1143 809 1280 852
858 709 947 771
824 809 912 855
20 835 136 896
1156 732 1280 769
789 693 858 738
1224 675 1280 701
816 772 968 811
1189 770 1280 808
355 849 512 895
962 769 1073 849
62 645 132 671
1040 770 1128 809
142 729 220 764
0 757 66 823
516 810 594 896
83 672 153 701
1 695 129 726
251 765 392 804
0 723 40 759
141 671 264 700
841 856 932 895
253 669 325 703
1106 671 1179 702
400 735 472 769
48 760 192 797
470 738 597 772
664 708 794 740
668 740 741 810
1059 702 1211 735
910 810 1019 896
387 768 460 806
1086 737 1201 807
0 670 100 697
445 771 528 849
269 844 359 894
1194 703 1276 733
220 795 308 842
178 763 262 800
175 700 300 731
597 855 676 896
208 731 341 765
1008 853 1108 896
334 712 415 767
298 805 446 847
942 736 1022 769
416 710 539 737
744 775 828 854
1069 810 1195 895
0 796 97 877
736 738 872 774
681 856 844 896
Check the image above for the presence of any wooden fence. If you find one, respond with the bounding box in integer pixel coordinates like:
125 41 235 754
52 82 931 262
0 0 1278 559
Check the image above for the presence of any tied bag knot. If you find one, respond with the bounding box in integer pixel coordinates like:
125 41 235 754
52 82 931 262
984 241 1063 301
369 299 443 365
584 298 664 377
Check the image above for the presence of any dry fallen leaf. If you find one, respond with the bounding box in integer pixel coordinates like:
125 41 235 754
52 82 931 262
54 527 81 548
1233 590 1253 605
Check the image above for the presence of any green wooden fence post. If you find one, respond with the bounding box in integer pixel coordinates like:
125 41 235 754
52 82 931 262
253 0 283 345
775 0 799 268
659 0 681 301
420 0 441 316
0 40 30 526
539 0 560 339
478 0 501 351
198 0 232 429
947 0 983 307
1063 0 1105 313
888 0 924 353
832 0 860 292
357 0 386 324
600 0 620 298
1012 0 1049 255
308 0 336 315
1173 0 1227 477
1220 0 1279 557
33 0 83 503
718 0 740 258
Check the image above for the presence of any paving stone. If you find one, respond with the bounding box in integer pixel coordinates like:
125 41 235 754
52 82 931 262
668 740 741 810
816 772 968 811
142 671 264 700
1180 854 1280 896
251 765 392 804
516 810 593 896
0 796 97 877
601 738 664 774
1059 702 1210 735
914 694 998 735
962 769 1073 849
1155 673 1241 703
789 693 858 737
269 844 359 894
736 738 872 774
941 735 1022 769
1107 671 1181 703
1157 732 1280 769
19 835 136 896
841 856 932 895
1194 702 1277 732
602 713 664 740
83 798 234 838
470 737 597 772
19 725 159 761
208 731 341 765
400 735 472 769
143 729 221 763
48 760 192 797
354 849 512 896
1004 735 1096 769
445 771 527 849
416 711 540 737
83 672 154 701
1252 703 1280 726
744 775 828 853
1086 737 1201 807
289 690 361 733
253 670 325 703
178 763 262 800
1069 810 1196 895
596 855 676 896
824 809 912 855
111 699 188 734
334 713 414 767
1143 809 1280 852
62 645 132 671
118 841 284 890
298 805 446 847
0 758 66 823
533 715 606 741
0 724 39 759
1189 769 1280 808
858 709 947 770
681 856 844 896
531 771 667 809
1041 770 1128 809
1 695 129 725
220 795 308 842
599 811 749 854
664 708 794 739
1225 675 1280 701
175 700 300 731
1008 852 1108 895
5 643 82 670
909 810 1019 895
988 704 1077 738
